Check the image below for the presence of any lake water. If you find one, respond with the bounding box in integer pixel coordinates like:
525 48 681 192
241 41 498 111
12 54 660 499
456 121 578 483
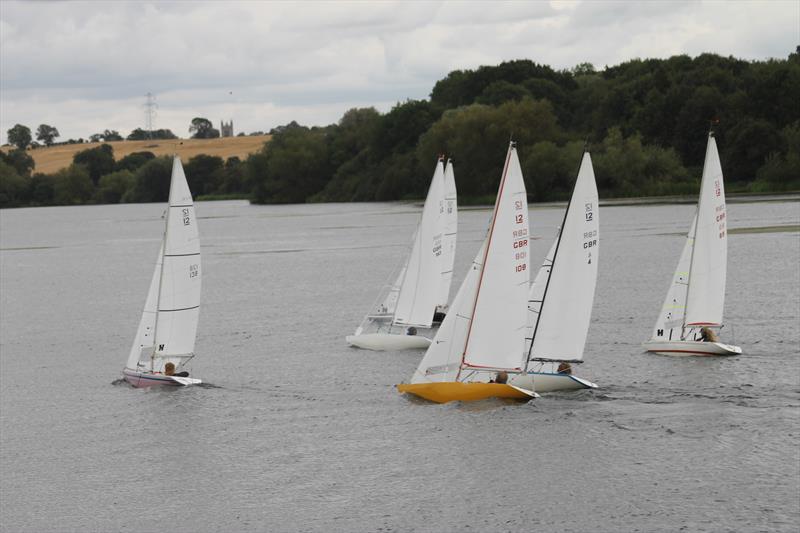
1 199 798 532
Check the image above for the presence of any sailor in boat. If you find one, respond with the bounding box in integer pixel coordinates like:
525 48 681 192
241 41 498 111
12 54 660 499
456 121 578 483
164 362 190 378
700 327 719 342
489 371 508 384
406 326 417 336
557 362 572 375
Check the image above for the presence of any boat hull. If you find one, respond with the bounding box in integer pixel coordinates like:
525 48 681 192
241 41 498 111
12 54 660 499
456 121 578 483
346 333 432 351
642 340 742 357
397 382 537 403
122 368 202 388
510 372 597 392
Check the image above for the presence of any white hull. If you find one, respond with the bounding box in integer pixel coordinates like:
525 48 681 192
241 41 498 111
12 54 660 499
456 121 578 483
346 333 432 351
642 340 741 357
122 368 202 388
510 372 597 393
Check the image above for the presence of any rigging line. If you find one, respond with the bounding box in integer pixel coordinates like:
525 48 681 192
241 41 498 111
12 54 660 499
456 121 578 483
525 152 584 372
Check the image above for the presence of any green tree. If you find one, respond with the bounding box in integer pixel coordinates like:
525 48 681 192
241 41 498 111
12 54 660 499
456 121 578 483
7 124 32 150
126 128 178 140
116 151 156 172
189 117 220 139
95 169 135 204
417 98 561 197
476 81 530 106
185 154 225 195
126 157 173 203
217 156 248 194
0 161 28 207
27 173 56 205
723 118 783 183
0 149 35 177
521 140 584 201
73 143 115 185
53 165 94 205
251 126 331 204
36 124 60 146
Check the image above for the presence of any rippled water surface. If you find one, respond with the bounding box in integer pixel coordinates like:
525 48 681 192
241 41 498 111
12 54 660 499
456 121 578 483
1 199 799 532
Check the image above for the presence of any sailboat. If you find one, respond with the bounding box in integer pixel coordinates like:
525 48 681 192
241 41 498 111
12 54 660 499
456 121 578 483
397 142 539 403
509 151 600 392
346 157 457 351
122 157 203 387
643 132 741 356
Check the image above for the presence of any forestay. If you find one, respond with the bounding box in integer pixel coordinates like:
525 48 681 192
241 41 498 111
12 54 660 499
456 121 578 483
684 135 727 328
151 157 202 368
394 160 445 328
650 214 696 340
527 152 599 363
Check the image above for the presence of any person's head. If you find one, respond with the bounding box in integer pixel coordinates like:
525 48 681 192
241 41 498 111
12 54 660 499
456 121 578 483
495 371 508 384
407 326 417 336
164 362 175 376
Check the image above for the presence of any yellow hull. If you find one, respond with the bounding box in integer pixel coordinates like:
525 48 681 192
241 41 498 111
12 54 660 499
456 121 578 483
397 382 535 404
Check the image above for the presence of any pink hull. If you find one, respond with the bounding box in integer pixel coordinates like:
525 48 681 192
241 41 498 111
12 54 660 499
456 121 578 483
122 368 184 388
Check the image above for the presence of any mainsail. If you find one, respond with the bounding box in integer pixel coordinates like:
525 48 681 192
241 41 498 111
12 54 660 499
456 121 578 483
684 135 727 328
527 152 599 363
437 159 458 310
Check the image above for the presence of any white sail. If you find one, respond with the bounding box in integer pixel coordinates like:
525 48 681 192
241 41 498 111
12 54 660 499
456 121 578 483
410 240 486 384
126 242 163 369
650 214 697 340
393 160 445 328
380 261 407 318
525 234 558 344
152 157 202 366
437 159 458 309
410 144 529 381
685 135 727 328
462 144 530 371
527 152 599 362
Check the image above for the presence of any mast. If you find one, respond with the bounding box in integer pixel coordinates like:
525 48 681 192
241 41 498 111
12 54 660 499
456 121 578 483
524 151 584 372
150 157 174 371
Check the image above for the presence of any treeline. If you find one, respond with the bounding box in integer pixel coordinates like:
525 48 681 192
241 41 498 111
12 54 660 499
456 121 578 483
250 52 799 204
0 144 248 207
1 52 798 208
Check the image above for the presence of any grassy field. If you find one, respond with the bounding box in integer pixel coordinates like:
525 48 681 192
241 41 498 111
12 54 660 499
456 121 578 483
2 135 271 174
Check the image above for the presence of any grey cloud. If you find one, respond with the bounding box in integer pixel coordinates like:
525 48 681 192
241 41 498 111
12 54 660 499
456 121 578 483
1 0 796 143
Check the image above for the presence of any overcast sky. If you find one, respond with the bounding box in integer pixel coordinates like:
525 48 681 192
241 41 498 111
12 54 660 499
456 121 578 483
1 0 797 144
